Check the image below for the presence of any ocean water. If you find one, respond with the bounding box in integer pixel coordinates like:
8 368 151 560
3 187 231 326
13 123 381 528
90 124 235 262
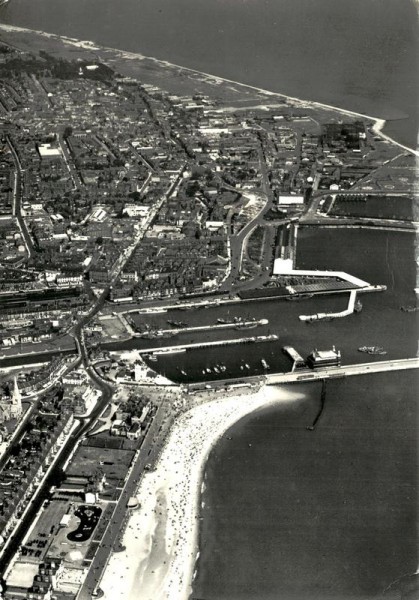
193 372 418 600
0 1 417 597
1 0 418 149
188 223 416 599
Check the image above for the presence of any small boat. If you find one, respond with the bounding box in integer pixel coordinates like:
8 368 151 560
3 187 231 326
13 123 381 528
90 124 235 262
206 368 211 373
245 363 250 369
181 370 187 376
354 299 363 313
148 354 157 362
261 359 270 369
167 320 188 328
235 322 258 330
358 346 386 355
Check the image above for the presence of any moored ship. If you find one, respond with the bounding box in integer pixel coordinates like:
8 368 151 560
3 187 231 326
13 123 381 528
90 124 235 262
167 320 188 328
358 346 387 355
235 322 258 330
152 347 187 355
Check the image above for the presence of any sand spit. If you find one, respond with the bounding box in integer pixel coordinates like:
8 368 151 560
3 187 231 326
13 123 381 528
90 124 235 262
0 24 417 156
100 384 305 600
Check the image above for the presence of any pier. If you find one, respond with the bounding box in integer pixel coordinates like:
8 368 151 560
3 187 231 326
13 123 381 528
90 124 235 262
130 318 268 338
138 334 279 356
307 379 327 431
273 261 372 289
282 346 306 370
185 358 419 391
299 285 386 322
266 357 419 384
299 289 358 322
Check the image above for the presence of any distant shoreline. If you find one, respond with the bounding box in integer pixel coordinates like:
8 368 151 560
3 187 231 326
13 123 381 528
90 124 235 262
0 23 417 156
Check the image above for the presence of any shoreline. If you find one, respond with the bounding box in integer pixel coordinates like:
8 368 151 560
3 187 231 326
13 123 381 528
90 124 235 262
0 20 417 598
0 23 417 156
100 384 306 600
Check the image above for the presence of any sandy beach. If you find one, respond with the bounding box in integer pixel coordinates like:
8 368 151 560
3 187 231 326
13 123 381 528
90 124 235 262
100 383 305 600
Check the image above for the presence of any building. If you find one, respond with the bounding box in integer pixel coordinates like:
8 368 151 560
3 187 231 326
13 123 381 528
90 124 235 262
278 194 304 206
4 558 63 600
306 347 341 369
0 377 22 423
37 143 62 160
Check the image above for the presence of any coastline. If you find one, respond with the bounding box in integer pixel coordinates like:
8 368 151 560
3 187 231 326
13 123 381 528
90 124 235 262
0 23 417 156
100 384 306 600
0 20 417 599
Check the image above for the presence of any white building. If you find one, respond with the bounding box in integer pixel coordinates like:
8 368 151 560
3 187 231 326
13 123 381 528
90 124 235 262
38 143 62 159
278 195 304 206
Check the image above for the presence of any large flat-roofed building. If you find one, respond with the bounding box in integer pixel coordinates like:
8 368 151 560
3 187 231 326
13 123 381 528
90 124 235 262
37 143 62 160
278 194 304 206
307 347 341 369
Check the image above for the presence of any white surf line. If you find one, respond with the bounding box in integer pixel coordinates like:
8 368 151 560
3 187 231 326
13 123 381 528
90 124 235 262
371 118 418 156
0 24 417 157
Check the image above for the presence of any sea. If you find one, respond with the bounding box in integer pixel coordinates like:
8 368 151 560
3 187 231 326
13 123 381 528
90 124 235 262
0 1 418 598
1 0 418 149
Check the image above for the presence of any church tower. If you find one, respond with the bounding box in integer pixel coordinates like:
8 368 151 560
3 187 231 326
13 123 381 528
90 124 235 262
11 376 22 419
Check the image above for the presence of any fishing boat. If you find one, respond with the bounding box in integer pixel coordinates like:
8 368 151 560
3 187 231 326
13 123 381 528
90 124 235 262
358 346 387 355
400 305 419 312
235 322 258 330
167 320 188 328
